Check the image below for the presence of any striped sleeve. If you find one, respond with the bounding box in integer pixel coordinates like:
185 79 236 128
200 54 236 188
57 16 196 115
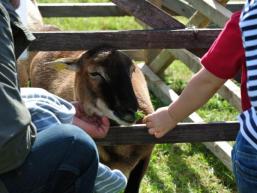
95 163 127 193
21 88 75 132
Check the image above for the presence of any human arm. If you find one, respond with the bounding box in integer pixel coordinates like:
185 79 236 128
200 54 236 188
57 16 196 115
143 68 226 138
0 3 35 174
143 12 244 138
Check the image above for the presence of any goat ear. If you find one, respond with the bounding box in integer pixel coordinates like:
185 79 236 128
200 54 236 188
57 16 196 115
44 58 80 72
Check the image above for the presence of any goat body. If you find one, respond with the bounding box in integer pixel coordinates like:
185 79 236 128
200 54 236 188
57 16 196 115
18 2 155 192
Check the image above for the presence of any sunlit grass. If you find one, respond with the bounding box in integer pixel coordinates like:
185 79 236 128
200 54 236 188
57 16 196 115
43 17 143 31
141 143 236 193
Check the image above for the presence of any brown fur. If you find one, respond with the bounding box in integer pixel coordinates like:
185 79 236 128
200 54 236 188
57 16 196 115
17 25 60 87
17 0 43 87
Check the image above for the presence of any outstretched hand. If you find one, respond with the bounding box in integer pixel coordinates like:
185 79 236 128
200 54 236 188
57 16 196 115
143 106 178 138
72 102 110 139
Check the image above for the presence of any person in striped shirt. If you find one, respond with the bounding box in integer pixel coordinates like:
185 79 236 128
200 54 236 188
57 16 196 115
234 1 257 192
144 4 257 192
21 87 127 193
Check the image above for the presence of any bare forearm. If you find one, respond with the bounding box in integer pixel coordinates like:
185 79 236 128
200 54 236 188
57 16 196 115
168 68 226 123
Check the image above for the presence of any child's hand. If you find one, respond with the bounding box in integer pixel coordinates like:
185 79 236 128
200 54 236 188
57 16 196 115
143 106 178 138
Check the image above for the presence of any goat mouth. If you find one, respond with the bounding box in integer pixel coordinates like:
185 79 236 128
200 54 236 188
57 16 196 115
80 99 136 126
80 114 103 127
94 99 136 126
74 102 103 126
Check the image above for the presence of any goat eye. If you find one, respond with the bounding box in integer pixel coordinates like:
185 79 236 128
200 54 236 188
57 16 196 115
89 72 102 79
89 72 100 76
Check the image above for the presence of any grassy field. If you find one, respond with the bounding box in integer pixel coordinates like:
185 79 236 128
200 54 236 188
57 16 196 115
38 0 239 192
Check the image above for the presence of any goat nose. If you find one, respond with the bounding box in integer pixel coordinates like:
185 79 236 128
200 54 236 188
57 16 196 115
122 112 136 123
122 114 136 123
116 109 136 123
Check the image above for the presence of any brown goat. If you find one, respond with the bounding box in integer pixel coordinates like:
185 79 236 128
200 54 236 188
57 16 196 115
28 47 154 193
18 1 155 192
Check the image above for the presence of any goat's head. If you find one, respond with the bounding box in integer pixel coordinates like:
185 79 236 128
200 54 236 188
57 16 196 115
47 47 139 125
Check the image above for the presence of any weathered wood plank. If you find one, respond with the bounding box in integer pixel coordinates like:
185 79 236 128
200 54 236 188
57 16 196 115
148 49 176 74
142 0 163 65
95 122 239 145
162 0 195 18
38 3 127 17
112 0 184 29
162 1 243 18
219 80 242 111
226 1 244 12
150 0 163 7
37 2 243 18
186 0 229 28
184 0 232 27
29 29 221 51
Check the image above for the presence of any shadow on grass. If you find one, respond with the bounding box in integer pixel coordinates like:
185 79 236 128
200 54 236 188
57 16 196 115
144 143 237 193
190 143 237 192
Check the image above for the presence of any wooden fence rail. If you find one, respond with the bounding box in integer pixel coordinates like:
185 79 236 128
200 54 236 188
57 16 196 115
96 122 239 145
39 3 127 17
30 29 221 51
38 2 244 18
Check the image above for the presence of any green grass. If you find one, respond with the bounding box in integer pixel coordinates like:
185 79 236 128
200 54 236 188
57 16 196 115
38 1 238 192
43 17 143 31
142 143 236 193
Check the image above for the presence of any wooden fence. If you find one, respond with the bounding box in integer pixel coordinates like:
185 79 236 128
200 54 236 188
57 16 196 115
30 0 244 171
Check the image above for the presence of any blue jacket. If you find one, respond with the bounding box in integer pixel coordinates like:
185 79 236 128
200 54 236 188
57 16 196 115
0 1 35 192
21 88 127 193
